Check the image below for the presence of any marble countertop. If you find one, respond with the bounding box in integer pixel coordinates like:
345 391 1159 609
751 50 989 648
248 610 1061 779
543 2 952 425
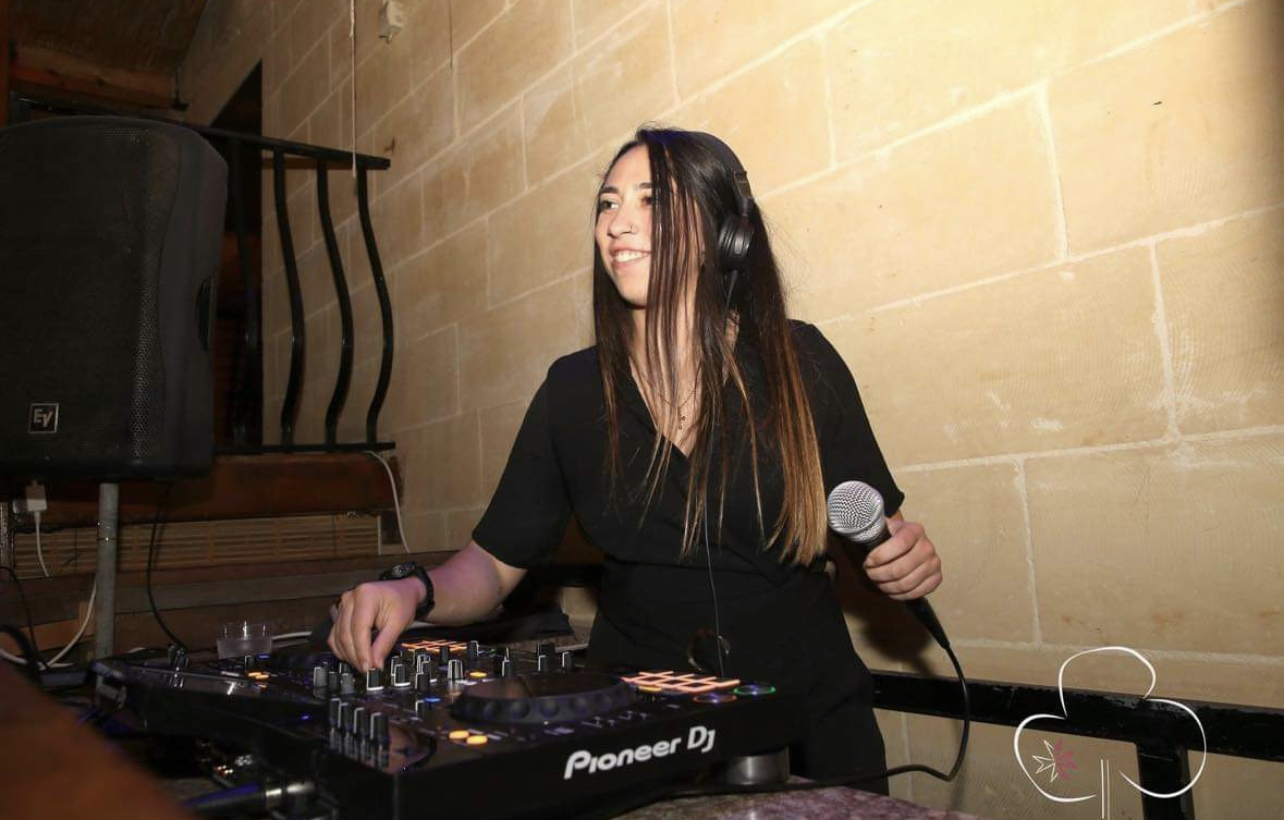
617 782 982 820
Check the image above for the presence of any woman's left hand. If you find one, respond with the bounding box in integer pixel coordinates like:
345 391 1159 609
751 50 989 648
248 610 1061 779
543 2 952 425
862 513 943 601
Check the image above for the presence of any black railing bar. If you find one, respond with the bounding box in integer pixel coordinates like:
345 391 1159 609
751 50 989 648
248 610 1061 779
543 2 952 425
215 442 395 455
317 161 355 450
228 140 260 446
357 165 394 445
273 149 306 449
870 671 1284 761
188 123 390 169
1137 740 1196 820
14 96 390 169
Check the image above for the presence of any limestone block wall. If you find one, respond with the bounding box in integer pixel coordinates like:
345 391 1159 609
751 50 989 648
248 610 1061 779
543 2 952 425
181 1 1283 816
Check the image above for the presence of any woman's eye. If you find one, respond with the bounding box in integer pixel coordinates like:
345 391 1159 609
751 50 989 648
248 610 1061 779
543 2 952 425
596 199 618 214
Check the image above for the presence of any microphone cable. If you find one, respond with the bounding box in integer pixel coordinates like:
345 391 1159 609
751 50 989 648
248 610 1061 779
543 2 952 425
668 643 970 799
695 268 743 679
673 479 974 798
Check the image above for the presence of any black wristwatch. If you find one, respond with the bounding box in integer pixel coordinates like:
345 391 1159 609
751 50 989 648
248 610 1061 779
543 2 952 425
379 562 435 621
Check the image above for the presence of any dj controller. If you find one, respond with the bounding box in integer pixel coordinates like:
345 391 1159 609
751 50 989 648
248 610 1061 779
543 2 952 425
91 635 802 820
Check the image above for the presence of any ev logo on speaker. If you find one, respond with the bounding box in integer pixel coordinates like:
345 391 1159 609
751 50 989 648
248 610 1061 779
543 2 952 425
28 403 59 434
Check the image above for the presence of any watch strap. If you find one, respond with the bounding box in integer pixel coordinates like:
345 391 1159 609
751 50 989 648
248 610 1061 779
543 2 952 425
379 562 435 621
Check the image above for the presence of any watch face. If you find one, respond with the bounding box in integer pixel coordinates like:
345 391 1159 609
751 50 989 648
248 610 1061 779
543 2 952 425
382 563 414 581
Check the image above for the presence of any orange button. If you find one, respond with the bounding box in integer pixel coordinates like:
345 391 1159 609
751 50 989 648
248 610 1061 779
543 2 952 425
469 671 487 679
448 730 470 741
466 734 489 746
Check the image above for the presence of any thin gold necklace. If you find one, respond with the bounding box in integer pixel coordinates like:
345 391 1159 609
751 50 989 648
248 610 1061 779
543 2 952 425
633 364 698 430
658 383 698 429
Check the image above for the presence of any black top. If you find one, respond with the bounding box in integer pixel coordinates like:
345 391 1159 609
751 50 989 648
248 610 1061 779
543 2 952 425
473 320 903 587
476 321 900 783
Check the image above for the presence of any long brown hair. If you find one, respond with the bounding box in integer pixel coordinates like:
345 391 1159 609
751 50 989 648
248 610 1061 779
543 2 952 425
593 127 827 565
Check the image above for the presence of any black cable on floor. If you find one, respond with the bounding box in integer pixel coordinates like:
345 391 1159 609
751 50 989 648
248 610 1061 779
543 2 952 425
0 623 42 683
0 565 44 672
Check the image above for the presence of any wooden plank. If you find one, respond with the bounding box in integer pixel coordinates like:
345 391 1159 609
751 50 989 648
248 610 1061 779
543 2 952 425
11 0 205 76
10 61 173 109
0 597 92 656
111 595 337 654
3 453 401 528
10 511 381 578
0 551 447 626
14 45 174 102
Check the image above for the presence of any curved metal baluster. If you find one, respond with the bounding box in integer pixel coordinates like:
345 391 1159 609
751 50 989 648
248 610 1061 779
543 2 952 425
273 148 305 448
357 164 394 444
317 160 354 450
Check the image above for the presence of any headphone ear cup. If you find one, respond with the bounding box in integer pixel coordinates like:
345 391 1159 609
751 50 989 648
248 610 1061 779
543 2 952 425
718 214 755 273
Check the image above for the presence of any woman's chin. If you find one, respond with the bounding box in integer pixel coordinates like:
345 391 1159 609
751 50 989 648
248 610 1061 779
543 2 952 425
618 292 649 310
609 274 650 309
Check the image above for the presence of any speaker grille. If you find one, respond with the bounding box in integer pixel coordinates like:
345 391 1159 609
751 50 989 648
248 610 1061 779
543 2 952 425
0 116 225 477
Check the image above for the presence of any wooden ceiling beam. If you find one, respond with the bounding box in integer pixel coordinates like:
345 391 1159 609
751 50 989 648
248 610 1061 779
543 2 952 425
10 44 176 110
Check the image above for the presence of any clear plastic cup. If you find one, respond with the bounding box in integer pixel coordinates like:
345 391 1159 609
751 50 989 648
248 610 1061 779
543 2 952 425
216 620 273 659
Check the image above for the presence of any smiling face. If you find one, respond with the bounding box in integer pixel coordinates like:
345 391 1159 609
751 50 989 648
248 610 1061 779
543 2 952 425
595 145 654 309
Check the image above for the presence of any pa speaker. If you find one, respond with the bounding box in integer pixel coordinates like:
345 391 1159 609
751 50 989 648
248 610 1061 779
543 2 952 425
0 116 228 479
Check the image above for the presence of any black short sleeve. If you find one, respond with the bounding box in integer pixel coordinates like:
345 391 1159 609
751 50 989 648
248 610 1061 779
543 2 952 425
472 379 572 567
795 323 905 516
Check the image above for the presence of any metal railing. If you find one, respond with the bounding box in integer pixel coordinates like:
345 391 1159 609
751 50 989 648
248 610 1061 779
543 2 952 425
12 97 397 455
203 122 395 454
871 670 1284 820
531 564 1283 820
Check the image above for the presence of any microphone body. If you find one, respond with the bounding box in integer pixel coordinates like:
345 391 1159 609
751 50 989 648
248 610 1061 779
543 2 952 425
828 481 951 649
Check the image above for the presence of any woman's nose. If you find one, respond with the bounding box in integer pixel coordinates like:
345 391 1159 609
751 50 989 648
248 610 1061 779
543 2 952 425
607 206 638 238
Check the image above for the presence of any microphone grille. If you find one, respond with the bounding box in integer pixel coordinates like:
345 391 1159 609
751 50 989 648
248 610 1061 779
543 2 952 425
826 481 886 543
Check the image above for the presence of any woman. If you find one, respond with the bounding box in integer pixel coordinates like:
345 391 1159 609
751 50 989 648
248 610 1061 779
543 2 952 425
329 127 943 791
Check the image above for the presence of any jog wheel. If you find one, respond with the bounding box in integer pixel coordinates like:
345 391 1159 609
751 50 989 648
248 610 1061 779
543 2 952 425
450 672 637 725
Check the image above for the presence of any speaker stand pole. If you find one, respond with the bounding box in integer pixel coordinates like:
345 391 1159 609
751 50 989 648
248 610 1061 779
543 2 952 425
93 482 119 659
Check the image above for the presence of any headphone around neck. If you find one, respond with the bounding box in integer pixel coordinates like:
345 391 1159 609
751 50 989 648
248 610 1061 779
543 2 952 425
688 131 756 277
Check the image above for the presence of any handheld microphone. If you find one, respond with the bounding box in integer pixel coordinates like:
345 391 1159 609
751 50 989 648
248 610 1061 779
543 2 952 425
827 481 951 649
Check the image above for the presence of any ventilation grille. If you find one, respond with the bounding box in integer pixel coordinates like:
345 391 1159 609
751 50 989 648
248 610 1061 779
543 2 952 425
10 514 380 578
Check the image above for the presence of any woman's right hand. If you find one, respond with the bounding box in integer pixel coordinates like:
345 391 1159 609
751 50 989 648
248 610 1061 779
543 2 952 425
326 577 424 671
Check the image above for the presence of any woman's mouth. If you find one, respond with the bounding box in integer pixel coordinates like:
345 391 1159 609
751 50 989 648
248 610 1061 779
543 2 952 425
611 249 650 267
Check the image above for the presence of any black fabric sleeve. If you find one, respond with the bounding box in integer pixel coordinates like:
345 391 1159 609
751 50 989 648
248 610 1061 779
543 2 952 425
472 379 572 568
796 323 905 516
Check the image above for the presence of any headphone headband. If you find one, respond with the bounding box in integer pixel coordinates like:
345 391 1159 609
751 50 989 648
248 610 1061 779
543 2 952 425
688 131 754 218
686 131 756 277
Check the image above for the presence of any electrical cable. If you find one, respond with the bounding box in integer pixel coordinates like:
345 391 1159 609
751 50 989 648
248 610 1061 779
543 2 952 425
183 780 317 819
364 450 410 554
44 581 97 667
183 783 268 818
683 267 972 796
0 624 41 683
145 483 186 649
0 565 43 670
696 268 742 679
2 580 99 670
33 510 50 577
668 642 971 799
